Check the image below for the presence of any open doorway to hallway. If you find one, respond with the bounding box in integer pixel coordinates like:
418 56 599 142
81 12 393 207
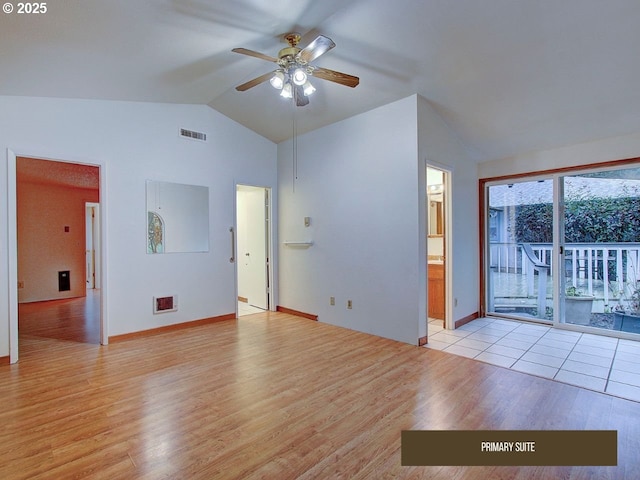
236 184 272 317
16 157 101 349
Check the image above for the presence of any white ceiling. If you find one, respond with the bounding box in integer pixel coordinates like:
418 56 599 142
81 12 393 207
3 0 640 162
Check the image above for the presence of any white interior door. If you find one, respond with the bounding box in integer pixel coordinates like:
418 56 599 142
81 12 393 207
85 202 101 290
237 186 268 309
86 204 95 289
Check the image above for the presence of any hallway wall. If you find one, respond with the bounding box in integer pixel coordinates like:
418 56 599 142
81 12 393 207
0 96 277 356
17 166 99 302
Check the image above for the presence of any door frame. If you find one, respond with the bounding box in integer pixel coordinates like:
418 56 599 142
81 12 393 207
7 149 108 364
86 202 100 290
234 182 274 316
480 157 640 340
482 174 556 323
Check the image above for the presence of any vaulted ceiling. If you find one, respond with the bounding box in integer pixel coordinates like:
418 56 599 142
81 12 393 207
2 0 640 163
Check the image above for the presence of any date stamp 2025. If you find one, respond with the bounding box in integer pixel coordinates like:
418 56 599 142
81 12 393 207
3 3 48 14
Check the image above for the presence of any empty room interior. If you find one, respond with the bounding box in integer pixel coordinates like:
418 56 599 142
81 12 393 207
3 1 640 478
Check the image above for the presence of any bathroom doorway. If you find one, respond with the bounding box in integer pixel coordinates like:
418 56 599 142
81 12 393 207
427 166 449 330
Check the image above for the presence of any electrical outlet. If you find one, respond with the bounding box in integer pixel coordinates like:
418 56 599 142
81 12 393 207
18 281 24 289
330 296 335 306
454 298 458 307
347 300 353 309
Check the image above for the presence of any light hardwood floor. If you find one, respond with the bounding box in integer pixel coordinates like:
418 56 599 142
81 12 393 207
18 290 101 344
3 299 640 479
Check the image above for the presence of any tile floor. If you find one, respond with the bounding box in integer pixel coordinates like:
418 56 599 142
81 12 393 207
238 301 265 317
426 317 640 403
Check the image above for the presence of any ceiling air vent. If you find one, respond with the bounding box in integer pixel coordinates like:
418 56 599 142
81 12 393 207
180 128 207 142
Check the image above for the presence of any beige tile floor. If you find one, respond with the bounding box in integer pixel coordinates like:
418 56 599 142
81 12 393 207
426 317 640 403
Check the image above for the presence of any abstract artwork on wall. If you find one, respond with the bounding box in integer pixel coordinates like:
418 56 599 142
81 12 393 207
147 211 164 254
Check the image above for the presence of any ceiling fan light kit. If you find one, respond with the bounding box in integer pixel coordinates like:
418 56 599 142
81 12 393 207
280 82 293 99
302 81 316 97
232 32 359 107
292 68 308 86
270 70 285 89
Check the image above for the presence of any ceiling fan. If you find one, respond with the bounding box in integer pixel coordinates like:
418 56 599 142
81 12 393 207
232 33 359 106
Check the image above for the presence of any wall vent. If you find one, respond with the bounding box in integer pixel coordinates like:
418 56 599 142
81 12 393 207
180 128 207 142
153 295 178 314
58 271 71 292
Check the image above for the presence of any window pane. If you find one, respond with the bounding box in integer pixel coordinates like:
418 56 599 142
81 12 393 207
562 167 640 333
487 180 553 321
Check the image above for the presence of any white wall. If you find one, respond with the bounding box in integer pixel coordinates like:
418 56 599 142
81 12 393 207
0 96 277 356
418 96 479 335
278 96 420 344
479 131 640 179
277 95 476 344
18 180 99 302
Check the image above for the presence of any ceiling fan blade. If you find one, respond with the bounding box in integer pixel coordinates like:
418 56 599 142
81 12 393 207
294 85 310 107
235 72 274 91
231 47 278 63
297 35 336 63
312 67 359 88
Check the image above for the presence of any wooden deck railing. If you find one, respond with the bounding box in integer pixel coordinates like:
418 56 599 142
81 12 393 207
489 242 640 309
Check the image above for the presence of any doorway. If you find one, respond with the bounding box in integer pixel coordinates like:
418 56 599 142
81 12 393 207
12 155 103 361
427 166 450 331
485 177 555 322
236 184 271 316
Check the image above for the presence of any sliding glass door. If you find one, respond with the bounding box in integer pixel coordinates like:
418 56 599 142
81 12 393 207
485 163 640 337
487 178 554 322
561 167 640 334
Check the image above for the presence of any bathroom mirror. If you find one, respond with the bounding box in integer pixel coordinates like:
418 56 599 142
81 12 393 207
146 180 209 253
428 193 443 236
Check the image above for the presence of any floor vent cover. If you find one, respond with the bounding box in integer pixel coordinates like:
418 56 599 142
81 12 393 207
153 295 178 313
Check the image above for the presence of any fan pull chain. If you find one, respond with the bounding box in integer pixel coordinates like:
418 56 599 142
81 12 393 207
292 96 298 192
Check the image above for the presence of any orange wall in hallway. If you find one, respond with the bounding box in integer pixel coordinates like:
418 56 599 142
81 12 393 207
17 159 99 303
